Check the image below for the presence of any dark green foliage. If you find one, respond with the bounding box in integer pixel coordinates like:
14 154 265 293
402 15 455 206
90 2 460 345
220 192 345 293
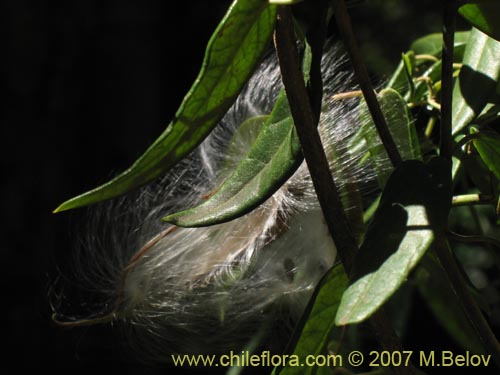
55 0 500 372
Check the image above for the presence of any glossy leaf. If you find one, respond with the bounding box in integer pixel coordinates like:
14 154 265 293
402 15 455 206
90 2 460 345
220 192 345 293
387 32 469 98
272 265 348 375
452 28 500 135
460 130 498 196
164 91 303 227
410 31 470 57
472 131 500 180
335 158 452 325
54 0 277 212
459 2 500 42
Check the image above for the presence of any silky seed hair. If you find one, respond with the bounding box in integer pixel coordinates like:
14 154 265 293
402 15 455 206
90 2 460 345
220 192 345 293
52 43 397 362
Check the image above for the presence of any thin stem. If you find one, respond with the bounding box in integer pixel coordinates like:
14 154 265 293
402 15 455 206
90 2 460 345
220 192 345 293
425 116 437 138
331 0 402 167
274 6 357 271
52 311 116 328
452 193 495 207
274 7 415 375
415 54 440 63
434 236 500 366
440 0 458 159
331 90 363 101
447 230 500 251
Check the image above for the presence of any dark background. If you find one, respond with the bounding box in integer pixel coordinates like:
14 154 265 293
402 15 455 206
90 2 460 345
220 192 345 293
3 0 487 373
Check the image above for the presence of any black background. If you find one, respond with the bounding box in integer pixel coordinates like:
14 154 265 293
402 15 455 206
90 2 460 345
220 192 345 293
3 0 229 372
3 0 494 373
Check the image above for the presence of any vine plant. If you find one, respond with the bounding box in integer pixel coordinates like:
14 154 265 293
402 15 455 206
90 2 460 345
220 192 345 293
55 0 500 373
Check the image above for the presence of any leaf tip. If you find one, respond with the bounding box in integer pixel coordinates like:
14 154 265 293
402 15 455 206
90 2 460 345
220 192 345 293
162 213 178 224
53 198 78 214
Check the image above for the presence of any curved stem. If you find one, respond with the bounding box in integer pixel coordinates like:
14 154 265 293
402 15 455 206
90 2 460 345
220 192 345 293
452 132 481 155
447 230 500 251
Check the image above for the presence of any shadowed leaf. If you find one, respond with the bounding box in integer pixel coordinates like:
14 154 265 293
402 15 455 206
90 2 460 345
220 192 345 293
335 158 452 325
416 253 488 355
459 2 500 42
410 31 470 57
452 28 500 135
473 131 500 180
272 264 348 375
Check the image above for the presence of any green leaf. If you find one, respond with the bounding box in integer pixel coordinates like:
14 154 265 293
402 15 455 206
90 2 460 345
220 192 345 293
459 2 500 42
54 0 277 213
335 158 452 325
386 59 409 96
472 131 500 180
412 59 442 102
387 32 469 97
164 91 303 227
402 51 416 98
164 26 323 227
220 115 268 173
269 0 303 4
452 28 500 135
272 264 348 375
410 31 470 57
356 88 421 187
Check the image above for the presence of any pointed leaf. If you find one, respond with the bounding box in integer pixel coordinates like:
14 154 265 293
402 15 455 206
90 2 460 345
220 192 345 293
54 0 277 212
459 2 500 42
452 28 500 135
335 158 452 325
164 91 303 227
272 264 348 375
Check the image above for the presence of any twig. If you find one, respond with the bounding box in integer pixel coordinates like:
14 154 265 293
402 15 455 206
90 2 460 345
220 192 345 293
434 236 500 366
331 0 402 167
274 5 357 270
447 230 500 251
452 194 495 207
274 7 415 375
331 90 363 101
440 0 458 159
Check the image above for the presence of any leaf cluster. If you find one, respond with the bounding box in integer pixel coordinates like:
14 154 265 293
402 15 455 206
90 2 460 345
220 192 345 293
55 0 500 373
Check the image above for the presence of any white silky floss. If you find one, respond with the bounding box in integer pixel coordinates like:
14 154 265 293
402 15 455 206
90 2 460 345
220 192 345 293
57 45 393 362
